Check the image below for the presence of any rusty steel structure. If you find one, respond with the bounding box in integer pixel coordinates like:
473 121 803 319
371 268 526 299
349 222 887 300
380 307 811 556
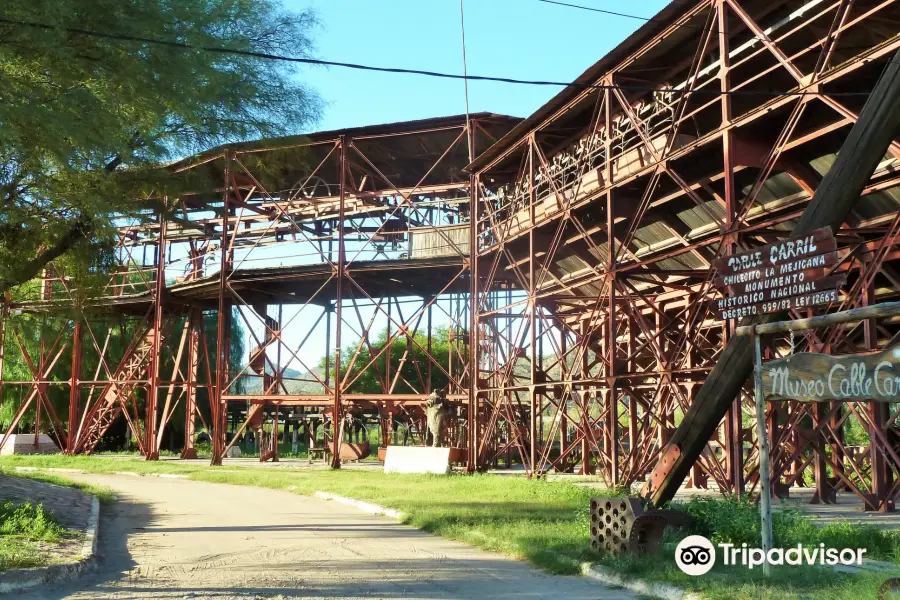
2 0 900 510
467 0 900 509
0 113 518 466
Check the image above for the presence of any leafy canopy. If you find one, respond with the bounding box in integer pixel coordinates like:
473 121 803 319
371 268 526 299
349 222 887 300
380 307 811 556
324 327 463 395
0 0 320 293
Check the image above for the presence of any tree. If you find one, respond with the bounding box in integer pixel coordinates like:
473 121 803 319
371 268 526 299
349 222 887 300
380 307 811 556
324 327 463 395
0 0 321 293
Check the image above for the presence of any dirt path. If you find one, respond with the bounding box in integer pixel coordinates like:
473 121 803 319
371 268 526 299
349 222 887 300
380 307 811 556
17 474 633 599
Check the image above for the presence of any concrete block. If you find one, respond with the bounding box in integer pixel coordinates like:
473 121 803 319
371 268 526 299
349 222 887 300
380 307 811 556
384 446 451 474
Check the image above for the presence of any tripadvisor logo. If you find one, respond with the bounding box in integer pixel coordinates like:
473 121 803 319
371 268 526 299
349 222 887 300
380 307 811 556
675 536 716 576
675 535 867 576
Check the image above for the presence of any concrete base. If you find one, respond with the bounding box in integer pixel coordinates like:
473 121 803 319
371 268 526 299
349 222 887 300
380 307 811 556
0 433 60 456
384 446 451 474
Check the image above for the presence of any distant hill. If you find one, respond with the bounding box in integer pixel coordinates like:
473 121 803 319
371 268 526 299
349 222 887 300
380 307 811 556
239 366 326 394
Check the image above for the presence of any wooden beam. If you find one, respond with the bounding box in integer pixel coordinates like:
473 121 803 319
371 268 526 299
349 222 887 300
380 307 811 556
647 49 900 507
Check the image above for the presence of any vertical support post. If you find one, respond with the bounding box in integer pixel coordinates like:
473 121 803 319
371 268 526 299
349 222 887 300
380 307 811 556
812 400 831 503
386 298 391 393
863 276 891 510
559 328 569 464
276 304 283 396
67 316 82 454
182 309 200 459
718 0 744 497
211 152 232 466
324 305 332 384
272 407 280 463
68 320 82 454
468 172 479 473
35 335 44 446
602 81 614 482
146 210 167 461
606 186 618 488
332 136 347 469
752 328 773 577
579 320 593 474
528 139 537 476
448 295 455 394
426 298 433 393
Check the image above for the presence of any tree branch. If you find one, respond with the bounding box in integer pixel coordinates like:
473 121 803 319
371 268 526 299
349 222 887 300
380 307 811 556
0 218 93 295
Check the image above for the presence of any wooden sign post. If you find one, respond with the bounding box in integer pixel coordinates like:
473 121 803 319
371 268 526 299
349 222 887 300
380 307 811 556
746 301 900 578
751 328 773 577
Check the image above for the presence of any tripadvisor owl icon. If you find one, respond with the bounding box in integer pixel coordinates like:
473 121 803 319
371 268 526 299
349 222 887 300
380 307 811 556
675 535 716 576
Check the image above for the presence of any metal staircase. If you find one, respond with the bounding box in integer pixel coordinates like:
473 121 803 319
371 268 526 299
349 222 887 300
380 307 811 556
77 328 159 454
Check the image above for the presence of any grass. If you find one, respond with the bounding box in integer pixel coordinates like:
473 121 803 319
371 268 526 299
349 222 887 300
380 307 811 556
2 454 898 599
3 468 118 504
0 499 70 571
601 552 892 600
595 495 900 600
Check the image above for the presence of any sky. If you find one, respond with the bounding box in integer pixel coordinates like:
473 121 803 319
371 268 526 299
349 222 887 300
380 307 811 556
231 0 672 378
284 0 670 131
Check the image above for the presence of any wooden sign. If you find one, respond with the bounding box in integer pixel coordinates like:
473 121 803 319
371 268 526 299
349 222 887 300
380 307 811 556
713 227 835 275
713 251 839 289
712 228 840 321
716 288 839 321
716 274 845 312
760 346 900 402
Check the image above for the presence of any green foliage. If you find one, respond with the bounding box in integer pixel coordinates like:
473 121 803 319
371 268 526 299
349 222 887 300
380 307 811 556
678 495 814 546
0 539 44 571
816 520 900 561
675 495 900 560
0 0 321 293
0 499 65 541
328 326 464 394
0 496 71 572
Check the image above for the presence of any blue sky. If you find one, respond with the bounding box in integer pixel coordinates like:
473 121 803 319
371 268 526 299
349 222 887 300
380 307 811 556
285 0 670 131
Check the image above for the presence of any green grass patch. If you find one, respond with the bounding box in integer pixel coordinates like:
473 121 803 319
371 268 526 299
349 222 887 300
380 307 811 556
591 496 900 600
677 495 900 562
0 499 65 541
0 499 70 571
0 538 45 571
602 551 890 600
1 468 118 504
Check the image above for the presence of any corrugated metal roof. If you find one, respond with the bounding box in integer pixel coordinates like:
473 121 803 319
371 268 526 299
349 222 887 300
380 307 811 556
173 112 521 169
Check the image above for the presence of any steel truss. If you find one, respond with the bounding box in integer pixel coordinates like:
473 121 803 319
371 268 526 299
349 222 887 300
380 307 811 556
470 0 900 509
2 0 900 511
0 114 517 467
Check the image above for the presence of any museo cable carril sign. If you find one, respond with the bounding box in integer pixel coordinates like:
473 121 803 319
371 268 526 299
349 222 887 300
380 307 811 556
760 346 900 402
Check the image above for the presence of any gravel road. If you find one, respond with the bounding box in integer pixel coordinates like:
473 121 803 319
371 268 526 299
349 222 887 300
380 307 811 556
15 473 633 600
